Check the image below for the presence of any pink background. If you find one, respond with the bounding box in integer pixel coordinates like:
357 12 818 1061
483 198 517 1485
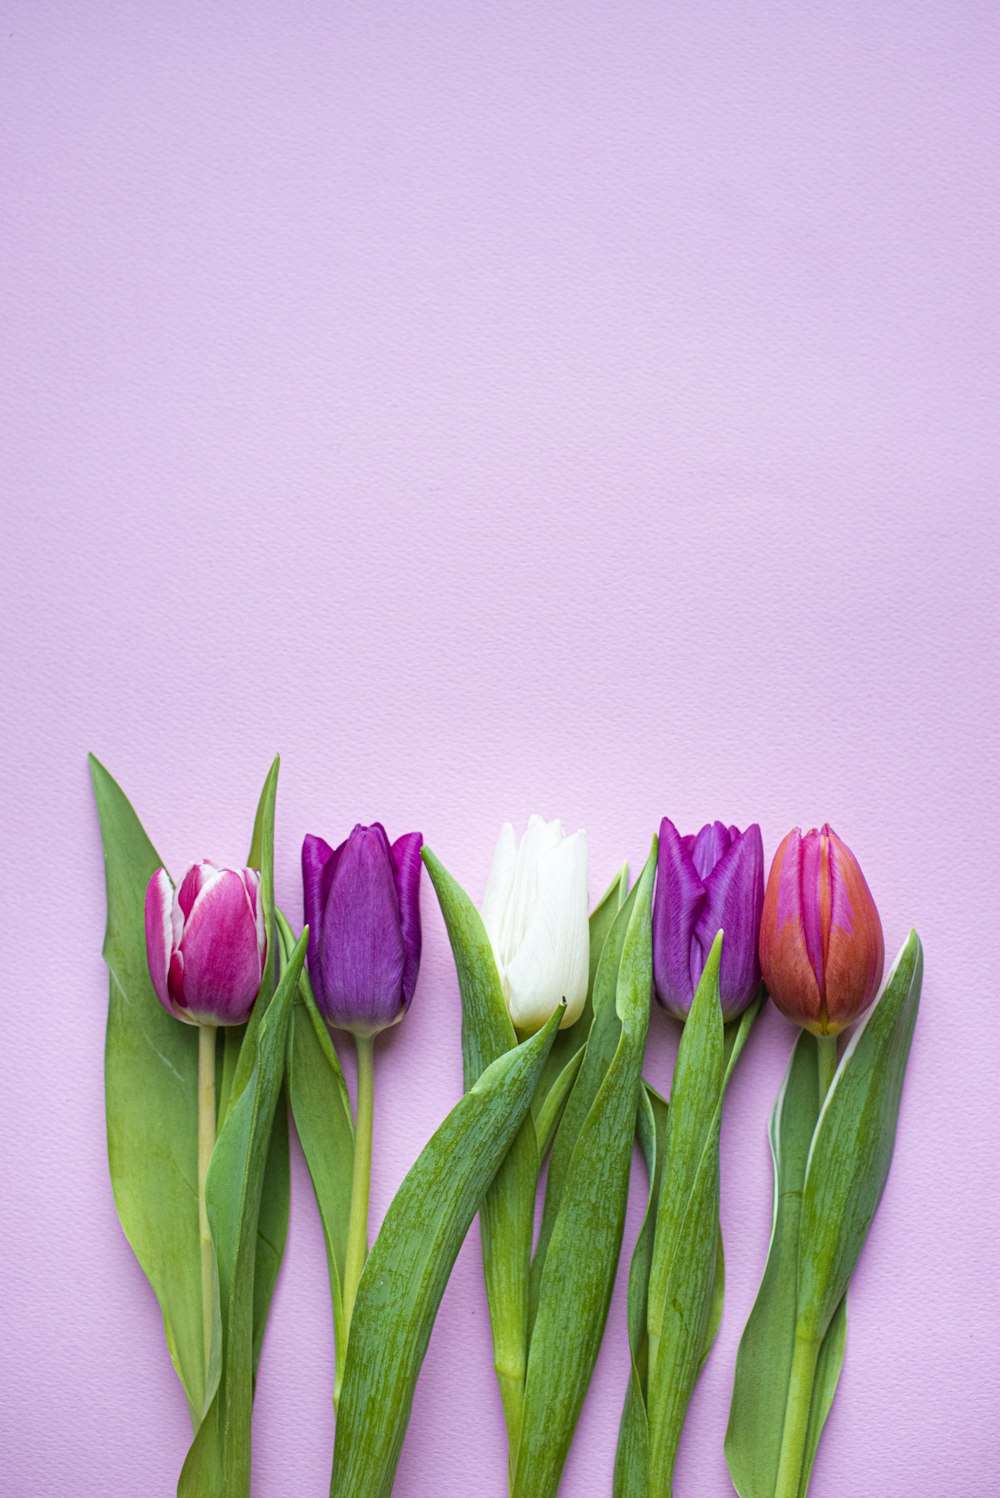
2 2 998 1494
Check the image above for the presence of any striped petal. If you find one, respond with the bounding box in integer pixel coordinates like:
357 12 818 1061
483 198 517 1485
144 868 175 1012
177 867 264 1025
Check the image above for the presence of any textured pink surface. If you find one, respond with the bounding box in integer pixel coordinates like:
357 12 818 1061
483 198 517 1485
3 3 998 1494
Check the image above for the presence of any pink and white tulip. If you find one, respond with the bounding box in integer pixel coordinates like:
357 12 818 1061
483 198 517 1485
144 862 267 1026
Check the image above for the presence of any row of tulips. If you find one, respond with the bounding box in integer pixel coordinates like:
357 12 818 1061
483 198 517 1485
148 815 883 1039
92 755 921 1498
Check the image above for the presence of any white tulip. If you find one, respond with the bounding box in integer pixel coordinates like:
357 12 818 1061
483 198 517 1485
481 814 590 1033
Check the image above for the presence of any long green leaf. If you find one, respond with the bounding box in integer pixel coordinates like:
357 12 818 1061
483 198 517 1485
725 1033 836 1498
726 932 921 1498
424 847 632 1458
421 845 534 1447
283 909 355 1401
244 758 289 1380
512 847 656 1498
90 754 212 1427
177 932 305 1497
530 876 643 1317
643 942 763 1495
330 1010 561 1498
614 1084 668 1498
797 931 923 1338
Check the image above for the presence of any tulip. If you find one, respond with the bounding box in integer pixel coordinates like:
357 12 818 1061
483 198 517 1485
481 814 589 1033
144 861 267 1027
653 818 764 1021
760 824 884 1036
303 823 423 1353
302 824 424 1038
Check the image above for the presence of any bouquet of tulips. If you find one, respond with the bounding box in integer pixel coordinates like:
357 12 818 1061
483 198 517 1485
91 754 921 1498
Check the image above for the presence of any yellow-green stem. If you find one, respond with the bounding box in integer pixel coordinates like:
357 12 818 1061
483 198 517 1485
342 1032 375 1350
816 1033 838 1108
198 1023 218 1381
774 1328 822 1498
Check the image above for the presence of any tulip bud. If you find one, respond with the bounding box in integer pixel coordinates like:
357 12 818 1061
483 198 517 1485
481 814 589 1033
302 824 423 1037
760 824 885 1036
144 862 267 1027
652 817 764 1021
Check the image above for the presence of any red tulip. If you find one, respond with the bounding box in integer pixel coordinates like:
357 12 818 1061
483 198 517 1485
760 825 884 1035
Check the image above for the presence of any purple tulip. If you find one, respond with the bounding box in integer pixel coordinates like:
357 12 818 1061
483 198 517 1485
653 818 764 1021
302 824 423 1036
144 862 267 1027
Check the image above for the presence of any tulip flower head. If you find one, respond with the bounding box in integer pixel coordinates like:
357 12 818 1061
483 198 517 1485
481 814 589 1034
653 818 764 1021
302 823 423 1037
145 862 267 1027
760 824 885 1036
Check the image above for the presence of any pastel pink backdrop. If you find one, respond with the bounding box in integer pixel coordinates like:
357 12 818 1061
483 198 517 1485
2 2 997 1495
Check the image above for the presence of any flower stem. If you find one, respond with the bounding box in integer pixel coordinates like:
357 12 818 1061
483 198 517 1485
774 1328 822 1498
774 1033 839 1497
198 1022 218 1381
342 1032 375 1350
816 1033 838 1109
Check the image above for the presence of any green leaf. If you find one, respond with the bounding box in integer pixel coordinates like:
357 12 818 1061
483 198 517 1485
533 1047 585 1160
797 932 923 1339
643 944 763 1495
243 757 289 1381
614 1083 668 1498
512 846 656 1498
725 933 921 1498
421 844 535 1450
90 754 211 1428
330 1010 561 1498
177 932 305 1498
530 875 643 1313
283 909 355 1401
725 1032 835 1498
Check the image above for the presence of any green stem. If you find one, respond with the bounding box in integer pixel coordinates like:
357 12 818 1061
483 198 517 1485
774 1034 838 1497
198 1023 218 1382
816 1033 838 1109
342 1032 375 1349
774 1329 822 1498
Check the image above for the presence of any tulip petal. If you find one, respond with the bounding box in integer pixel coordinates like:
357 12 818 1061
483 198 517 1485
824 828 885 1030
694 823 764 1018
315 825 407 1034
177 867 264 1024
505 829 589 1032
390 831 424 1004
652 817 705 1017
176 861 217 919
504 815 563 965
689 821 733 880
302 834 334 939
243 867 266 964
481 821 518 972
144 868 174 1011
761 829 823 1029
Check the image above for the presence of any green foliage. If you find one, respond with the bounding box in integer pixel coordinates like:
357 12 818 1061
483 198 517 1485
725 932 922 1498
